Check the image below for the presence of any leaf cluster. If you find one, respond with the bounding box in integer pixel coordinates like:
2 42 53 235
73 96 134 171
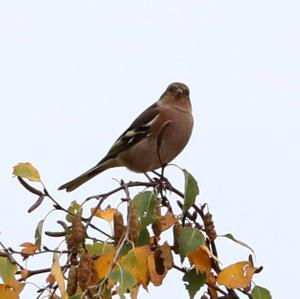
0 163 272 299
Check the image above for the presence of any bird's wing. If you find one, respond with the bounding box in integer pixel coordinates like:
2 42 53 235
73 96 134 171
97 103 160 164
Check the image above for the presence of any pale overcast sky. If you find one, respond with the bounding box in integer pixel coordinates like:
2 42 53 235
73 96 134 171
1 1 299 298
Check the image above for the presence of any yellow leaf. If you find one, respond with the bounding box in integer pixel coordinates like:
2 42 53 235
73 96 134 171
13 162 41 182
217 261 256 289
188 246 211 274
51 254 67 299
201 245 221 264
20 242 37 256
0 284 18 299
92 207 117 222
94 249 116 280
160 212 177 232
119 246 150 287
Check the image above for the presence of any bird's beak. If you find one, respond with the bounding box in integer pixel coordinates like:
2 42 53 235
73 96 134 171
175 88 184 97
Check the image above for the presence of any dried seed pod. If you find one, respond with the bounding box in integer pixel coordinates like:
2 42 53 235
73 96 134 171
69 253 78 266
45 231 66 237
128 205 140 243
57 220 68 230
152 202 162 237
204 212 217 240
17 176 43 196
152 219 163 238
66 214 85 250
66 234 76 250
72 214 85 243
78 252 93 291
113 211 124 246
66 265 78 296
173 222 182 254
27 195 44 213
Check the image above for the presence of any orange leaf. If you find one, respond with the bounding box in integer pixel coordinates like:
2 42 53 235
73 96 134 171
20 242 37 256
20 270 30 280
217 261 256 289
188 245 211 274
119 246 150 288
47 273 55 286
201 245 221 264
0 284 18 299
6 278 25 295
159 242 173 270
147 251 163 286
92 207 117 222
94 249 116 280
161 212 177 232
147 243 173 287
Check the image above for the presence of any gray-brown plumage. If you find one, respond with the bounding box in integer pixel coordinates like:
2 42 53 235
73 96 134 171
58 82 193 192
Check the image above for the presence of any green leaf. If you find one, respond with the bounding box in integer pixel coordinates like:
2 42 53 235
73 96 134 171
219 233 256 258
179 227 205 261
182 169 199 215
34 219 44 250
183 268 206 299
118 243 133 257
136 227 150 246
66 201 82 223
108 267 137 294
132 191 158 227
252 286 272 299
85 243 114 256
0 257 17 283
69 296 82 299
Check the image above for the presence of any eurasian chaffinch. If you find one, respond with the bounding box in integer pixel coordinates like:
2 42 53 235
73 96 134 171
59 82 193 192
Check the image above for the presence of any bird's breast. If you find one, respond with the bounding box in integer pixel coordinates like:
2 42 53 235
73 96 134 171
119 108 193 172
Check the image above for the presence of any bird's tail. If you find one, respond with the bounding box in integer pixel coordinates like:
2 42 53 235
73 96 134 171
58 164 107 192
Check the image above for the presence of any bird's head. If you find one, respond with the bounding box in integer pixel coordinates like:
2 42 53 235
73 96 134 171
159 82 191 111
166 82 190 98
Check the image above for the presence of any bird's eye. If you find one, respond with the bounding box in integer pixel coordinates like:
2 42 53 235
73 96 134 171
184 88 190 96
168 85 176 93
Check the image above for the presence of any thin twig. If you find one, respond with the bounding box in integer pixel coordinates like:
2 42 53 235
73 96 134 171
0 241 24 270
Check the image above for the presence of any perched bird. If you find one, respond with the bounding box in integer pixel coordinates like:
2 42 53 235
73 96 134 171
59 82 193 192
